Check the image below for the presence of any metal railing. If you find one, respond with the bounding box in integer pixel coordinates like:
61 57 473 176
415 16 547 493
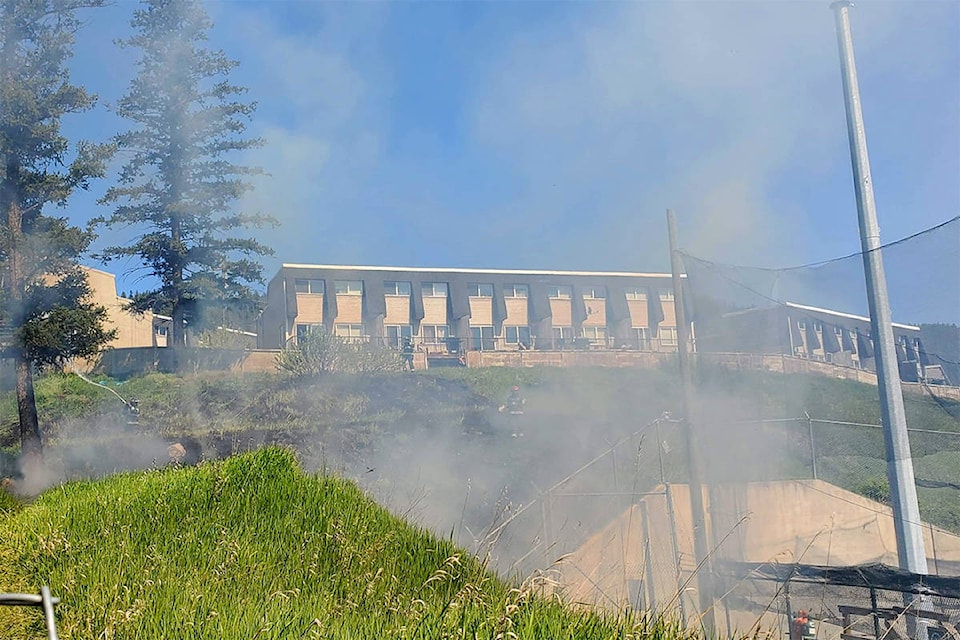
290 333 684 354
0 586 60 640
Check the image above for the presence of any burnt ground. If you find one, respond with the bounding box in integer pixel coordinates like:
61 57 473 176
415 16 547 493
2 369 689 572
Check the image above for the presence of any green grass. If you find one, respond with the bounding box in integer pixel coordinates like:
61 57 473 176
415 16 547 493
0 486 19 514
0 448 695 640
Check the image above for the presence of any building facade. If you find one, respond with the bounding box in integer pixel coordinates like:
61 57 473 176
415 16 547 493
258 264 682 354
695 301 930 381
83 266 171 349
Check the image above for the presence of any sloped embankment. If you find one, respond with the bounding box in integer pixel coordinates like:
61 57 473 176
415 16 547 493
0 448 691 640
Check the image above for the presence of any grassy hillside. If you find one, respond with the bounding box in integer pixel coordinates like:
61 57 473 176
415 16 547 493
0 448 692 640
1 365 958 535
1 365 955 444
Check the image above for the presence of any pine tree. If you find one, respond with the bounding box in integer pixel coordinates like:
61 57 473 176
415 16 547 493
98 0 275 362
0 0 114 460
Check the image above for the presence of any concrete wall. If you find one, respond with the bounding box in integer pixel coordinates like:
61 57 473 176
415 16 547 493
555 480 960 621
83 266 166 350
98 347 280 377
465 349 675 368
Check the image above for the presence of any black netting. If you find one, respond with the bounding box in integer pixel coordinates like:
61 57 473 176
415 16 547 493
681 217 960 391
717 562 960 640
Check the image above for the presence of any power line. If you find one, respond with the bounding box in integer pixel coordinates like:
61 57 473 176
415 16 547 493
679 215 959 273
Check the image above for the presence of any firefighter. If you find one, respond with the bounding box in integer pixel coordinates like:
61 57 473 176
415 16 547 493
126 398 140 428
505 386 525 415
401 337 415 371
790 609 816 640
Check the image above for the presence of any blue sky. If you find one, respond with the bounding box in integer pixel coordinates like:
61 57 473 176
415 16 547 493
62 0 958 311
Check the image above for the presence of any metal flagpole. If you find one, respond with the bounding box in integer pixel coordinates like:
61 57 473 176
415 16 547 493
830 3 929 633
667 209 715 637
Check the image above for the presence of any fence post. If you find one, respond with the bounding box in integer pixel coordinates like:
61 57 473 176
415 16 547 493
640 500 656 611
540 493 551 562
928 521 940 576
664 485 687 627
869 586 881 640
783 577 792 639
806 412 818 480
655 418 666 485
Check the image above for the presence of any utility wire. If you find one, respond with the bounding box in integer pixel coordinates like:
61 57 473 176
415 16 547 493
679 254 960 385
679 215 959 273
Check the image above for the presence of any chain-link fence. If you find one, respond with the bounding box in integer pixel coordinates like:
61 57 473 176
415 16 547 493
477 410 960 636
716 562 960 640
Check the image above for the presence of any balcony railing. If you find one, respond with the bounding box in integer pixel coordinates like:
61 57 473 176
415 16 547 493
292 334 685 354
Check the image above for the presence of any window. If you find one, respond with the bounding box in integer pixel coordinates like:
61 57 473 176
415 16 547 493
296 323 322 341
504 284 528 298
658 289 675 301
334 323 364 340
385 324 412 348
659 326 678 347
548 285 572 299
581 326 608 340
625 288 648 301
470 326 494 351
553 326 574 339
834 326 844 336
504 325 531 347
422 324 449 345
156 326 168 337
797 319 807 330
468 283 493 298
813 321 823 332
422 282 448 297
551 326 574 348
583 287 606 299
384 281 411 296
634 327 651 350
295 278 324 294
334 280 363 295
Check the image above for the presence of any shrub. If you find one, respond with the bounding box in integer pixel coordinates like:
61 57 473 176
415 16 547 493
276 329 403 376
854 476 890 504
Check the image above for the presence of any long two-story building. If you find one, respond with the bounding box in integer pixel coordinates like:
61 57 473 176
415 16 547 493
257 264 683 353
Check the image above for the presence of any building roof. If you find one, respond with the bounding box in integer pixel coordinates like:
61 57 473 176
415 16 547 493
280 263 673 279
785 301 920 331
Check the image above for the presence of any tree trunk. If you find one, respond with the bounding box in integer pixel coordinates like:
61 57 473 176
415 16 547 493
15 350 41 461
3 156 42 459
172 299 185 372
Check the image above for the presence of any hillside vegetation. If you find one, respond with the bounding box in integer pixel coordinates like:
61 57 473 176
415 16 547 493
0 366 958 637
1 365 958 532
0 448 692 640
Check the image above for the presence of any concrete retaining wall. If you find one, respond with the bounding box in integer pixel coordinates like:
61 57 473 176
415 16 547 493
465 349 675 369
88 344 960 401
97 347 280 377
